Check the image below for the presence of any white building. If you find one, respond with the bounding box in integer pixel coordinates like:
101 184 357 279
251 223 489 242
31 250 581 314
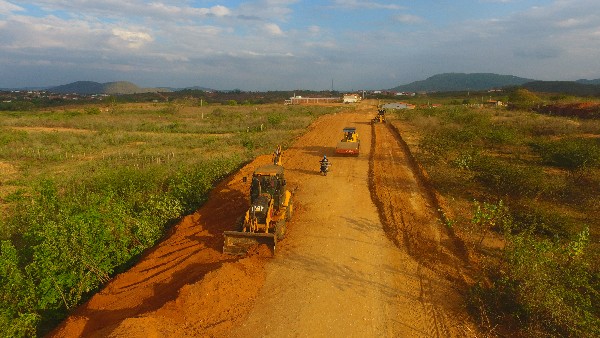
343 94 361 104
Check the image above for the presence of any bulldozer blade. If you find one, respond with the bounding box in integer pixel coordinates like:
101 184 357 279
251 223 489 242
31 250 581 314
223 231 276 256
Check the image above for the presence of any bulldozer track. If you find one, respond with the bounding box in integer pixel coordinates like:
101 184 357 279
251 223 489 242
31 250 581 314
369 120 457 337
418 264 451 338
384 121 471 264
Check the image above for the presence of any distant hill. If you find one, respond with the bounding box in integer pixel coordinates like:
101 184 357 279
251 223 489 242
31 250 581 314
390 73 535 92
576 79 600 85
522 81 600 96
178 86 214 91
49 81 169 94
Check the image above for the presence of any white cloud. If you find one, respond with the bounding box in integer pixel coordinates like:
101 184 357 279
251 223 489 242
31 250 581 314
393 14 424 24
308 25 320 34
237 0 296 21
25 1 232 22
556 17 589 28
332 0 403 10
263 23 284 36
209 5 231 17
0 0 24 15
111 28 153 49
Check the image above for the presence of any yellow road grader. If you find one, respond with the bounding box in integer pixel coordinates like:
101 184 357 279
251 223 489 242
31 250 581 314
335 127 360 155
223 148 293 255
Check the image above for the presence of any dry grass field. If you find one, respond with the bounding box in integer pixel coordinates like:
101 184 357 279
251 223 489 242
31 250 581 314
389 104 600 337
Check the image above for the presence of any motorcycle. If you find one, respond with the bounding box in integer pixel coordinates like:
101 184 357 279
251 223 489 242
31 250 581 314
319 160 331 176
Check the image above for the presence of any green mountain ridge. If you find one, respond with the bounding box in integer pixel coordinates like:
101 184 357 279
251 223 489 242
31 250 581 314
43 74 600 95
49 81 170 95
390 73 535 92
575 78 600 85
522 81 600 96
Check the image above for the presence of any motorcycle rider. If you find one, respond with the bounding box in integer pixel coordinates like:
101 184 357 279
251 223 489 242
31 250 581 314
320 155 330 174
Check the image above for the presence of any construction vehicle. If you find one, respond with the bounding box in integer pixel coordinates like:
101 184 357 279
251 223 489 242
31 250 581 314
372 108 386 123
335 127 360 155
223 151 293 255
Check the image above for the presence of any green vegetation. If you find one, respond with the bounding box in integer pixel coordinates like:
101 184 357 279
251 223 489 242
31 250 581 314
390 72 533 92
0 102 340 336
508 88 543 110
394 104 600 337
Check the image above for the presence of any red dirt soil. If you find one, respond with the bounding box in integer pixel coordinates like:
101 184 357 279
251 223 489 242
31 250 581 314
50 100 478 337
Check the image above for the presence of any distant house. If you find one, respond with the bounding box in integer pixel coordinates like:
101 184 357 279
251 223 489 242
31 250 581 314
382 102 416 110
484 100 504 107
343 93 361 104
285 96 340 105
395 92 416 97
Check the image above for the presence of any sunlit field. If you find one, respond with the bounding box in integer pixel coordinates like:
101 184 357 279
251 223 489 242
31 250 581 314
0 101 342 336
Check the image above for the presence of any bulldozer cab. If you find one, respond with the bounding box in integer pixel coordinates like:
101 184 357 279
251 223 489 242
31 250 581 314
250 164 286 208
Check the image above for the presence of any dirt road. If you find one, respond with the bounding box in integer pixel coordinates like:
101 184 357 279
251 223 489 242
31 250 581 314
51 101 476 337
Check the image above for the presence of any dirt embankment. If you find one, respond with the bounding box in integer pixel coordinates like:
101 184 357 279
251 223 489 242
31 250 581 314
50 154 276 337
51 102 477 337
536 102 600 119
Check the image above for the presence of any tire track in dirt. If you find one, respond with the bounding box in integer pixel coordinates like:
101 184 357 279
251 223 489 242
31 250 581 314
369 119 476 337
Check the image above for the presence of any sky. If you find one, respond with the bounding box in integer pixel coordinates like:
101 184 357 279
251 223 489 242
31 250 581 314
1 0 600 91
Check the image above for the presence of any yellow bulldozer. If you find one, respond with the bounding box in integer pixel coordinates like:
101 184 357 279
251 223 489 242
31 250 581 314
372 108 386 123
223 148 293 255
335 127 360 155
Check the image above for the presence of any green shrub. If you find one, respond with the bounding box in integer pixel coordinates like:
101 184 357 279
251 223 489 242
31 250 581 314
470 155 545 198
502 228 599 337
443 107 491 127
0 130 28 146
509 203 572 237
531 137 600 173
508 89 543 110
267 112 285 126
418 132 456 162
484 125 519 146
84 107 101 115
469 223 599 337
0 157 240 336
469 200 511 249
0 241 39 336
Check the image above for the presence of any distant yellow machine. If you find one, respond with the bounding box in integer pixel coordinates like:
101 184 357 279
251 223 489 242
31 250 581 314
335 127 360 155
372 108 386 123
223 149 293 255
